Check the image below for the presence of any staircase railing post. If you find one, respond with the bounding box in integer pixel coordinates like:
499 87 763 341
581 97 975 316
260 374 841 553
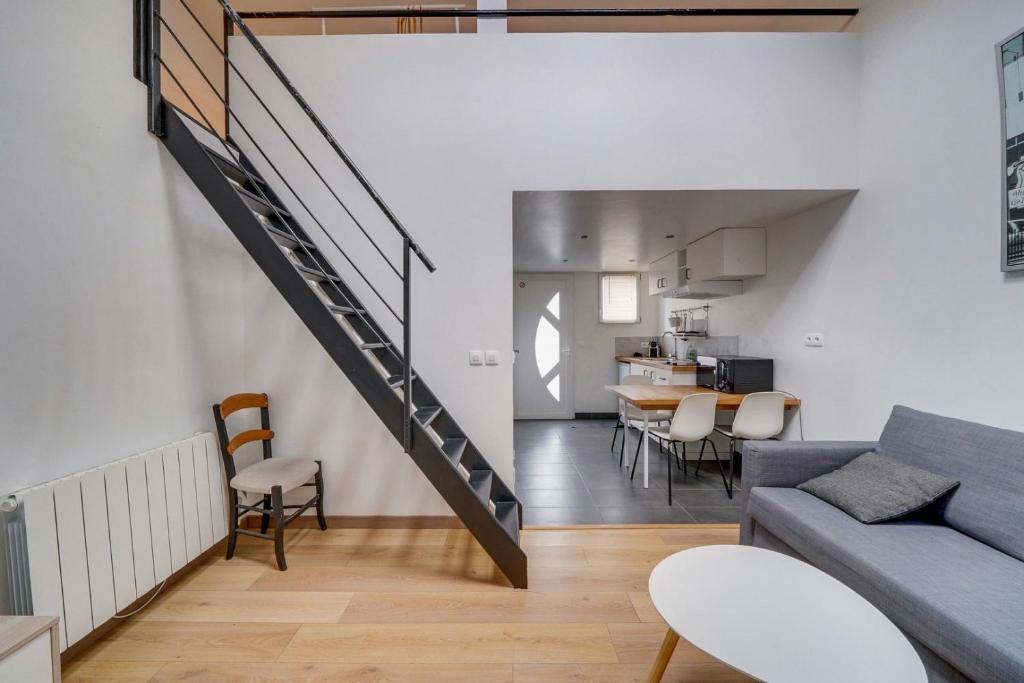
147 0 164 135
403 238 412 452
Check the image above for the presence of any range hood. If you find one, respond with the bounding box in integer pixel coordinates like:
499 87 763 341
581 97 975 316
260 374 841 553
661 280 741 299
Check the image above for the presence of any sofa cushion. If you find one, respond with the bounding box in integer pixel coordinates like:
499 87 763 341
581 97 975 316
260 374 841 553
880 405 1024 561
748 486 1024 683
797 451 959 523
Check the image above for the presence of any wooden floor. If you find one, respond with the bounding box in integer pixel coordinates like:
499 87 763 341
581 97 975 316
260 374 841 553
64 525 753 682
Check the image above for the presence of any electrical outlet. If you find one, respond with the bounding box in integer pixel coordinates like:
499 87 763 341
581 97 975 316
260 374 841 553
804 333 824 348
485 350 500 366
469 349 484 366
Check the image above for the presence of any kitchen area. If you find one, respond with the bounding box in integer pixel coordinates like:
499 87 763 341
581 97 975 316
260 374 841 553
513 192 816 525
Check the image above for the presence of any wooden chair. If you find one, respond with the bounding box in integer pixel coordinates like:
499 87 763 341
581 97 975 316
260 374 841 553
212 392 326 570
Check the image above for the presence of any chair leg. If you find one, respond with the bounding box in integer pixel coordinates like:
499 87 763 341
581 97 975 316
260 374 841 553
666 440 672 506
695 439 706 478
630 430 643 481
678 442 687 480
271 485 287 571
259 494 272 535
727 438 737 499
619 420 627 467
611 418 622 452
314 461 328 531
708 438 731 498
226 489 239 560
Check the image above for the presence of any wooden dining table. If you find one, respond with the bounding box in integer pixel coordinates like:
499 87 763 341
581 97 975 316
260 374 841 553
605 384 800 488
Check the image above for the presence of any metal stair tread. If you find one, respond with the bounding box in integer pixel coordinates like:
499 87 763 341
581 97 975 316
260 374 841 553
468 469 493 505
441 438 467 465
202 145 267 186
495 501 520 543
360 342 392 349
413 406 442 427
295 264 341 282
327 303 366 315
236 186 292 218
265 224 315 251
387 373 416 388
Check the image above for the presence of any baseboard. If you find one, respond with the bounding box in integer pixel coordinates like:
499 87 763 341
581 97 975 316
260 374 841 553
60 539 227 665
574 412 618 420
241 515 465 530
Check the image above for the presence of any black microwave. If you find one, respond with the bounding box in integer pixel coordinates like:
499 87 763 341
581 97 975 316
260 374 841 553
715 356 773 393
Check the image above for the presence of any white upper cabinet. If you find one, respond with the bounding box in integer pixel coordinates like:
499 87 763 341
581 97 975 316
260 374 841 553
685 228 766 282
648 250 686 295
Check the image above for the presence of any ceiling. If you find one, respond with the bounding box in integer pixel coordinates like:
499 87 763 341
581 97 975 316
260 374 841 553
233 0 861 35
512 189 855 271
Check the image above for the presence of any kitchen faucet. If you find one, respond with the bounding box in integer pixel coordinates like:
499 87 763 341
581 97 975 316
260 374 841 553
661 330 678 359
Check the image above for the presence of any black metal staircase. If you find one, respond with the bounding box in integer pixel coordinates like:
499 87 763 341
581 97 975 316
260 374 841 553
135 0 526 588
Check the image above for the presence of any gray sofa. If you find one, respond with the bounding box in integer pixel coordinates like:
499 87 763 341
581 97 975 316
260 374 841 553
739 405 1024 683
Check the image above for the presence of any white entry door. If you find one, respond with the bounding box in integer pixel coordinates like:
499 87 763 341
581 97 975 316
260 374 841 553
514 274 573 419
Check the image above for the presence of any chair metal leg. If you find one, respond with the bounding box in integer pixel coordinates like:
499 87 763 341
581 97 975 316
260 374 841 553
666 440 672 506
630 430 643 481
727 437 736 499
271 485 287 571
259 494 272 535
314 461 328 531
226 489 239 560
695 439 706 478
611 418 622 452
708 438 731 498
619 419 627 467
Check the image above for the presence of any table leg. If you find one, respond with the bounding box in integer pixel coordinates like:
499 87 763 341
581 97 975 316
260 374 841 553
646 628 679 683
643 413 650 488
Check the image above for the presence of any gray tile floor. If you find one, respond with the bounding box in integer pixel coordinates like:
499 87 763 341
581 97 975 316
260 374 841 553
515 419 742 525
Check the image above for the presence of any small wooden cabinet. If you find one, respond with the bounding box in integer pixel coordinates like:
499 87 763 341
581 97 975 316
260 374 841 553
0 617 60 682
685 228 766 282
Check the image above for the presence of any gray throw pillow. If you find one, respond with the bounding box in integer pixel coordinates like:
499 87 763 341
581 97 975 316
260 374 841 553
797 451 959 524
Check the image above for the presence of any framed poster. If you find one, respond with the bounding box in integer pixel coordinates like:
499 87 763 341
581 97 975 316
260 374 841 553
999 29 1024 271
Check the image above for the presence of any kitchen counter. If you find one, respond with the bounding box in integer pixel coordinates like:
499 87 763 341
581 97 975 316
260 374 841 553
616 356 701 373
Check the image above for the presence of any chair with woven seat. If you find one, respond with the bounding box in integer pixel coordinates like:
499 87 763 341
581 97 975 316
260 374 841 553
213 392 326 570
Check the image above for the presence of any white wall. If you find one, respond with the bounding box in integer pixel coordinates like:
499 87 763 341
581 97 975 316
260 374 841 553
572 272 660 413
0 1 245 493
232 31 858 509
665 0 1024 440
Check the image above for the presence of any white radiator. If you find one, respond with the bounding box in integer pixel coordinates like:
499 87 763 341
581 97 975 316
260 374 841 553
3 432 227 651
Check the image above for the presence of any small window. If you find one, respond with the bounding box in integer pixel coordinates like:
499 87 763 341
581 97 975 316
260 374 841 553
599 273 640 324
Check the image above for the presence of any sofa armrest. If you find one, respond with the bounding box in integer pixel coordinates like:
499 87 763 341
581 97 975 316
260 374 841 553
739 440 877 545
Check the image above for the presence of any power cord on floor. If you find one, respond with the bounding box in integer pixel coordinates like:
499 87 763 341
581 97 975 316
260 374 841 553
775 388 805 440
110 579 168 619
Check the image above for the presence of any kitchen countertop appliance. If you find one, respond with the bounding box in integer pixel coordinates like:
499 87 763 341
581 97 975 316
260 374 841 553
714 355 774 393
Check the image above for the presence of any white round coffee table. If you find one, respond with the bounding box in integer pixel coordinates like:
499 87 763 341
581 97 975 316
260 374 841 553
646 545 926 683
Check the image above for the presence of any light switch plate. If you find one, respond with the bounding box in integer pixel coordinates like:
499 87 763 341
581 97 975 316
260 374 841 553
469 349 484 366
485 350 500 366
804 333 824 347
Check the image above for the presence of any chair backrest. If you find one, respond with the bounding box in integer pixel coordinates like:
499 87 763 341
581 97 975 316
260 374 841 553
212 392 274 480
732 392 786 440
668 392 718 442
622 374 653 386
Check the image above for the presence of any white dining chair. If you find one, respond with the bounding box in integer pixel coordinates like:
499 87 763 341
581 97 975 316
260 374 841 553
707 391 786 498
612 374 672 467
633 392 719 505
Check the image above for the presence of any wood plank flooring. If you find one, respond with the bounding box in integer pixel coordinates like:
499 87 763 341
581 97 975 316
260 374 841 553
64 525 753 682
